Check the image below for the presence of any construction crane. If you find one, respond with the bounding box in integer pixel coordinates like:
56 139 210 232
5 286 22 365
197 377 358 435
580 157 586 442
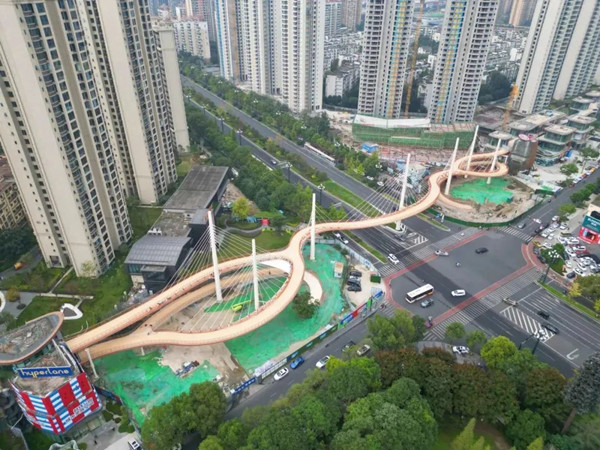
404 0 426 118
502 84 519 130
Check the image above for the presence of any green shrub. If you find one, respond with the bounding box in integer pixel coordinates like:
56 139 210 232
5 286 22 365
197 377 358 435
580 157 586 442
370 275 381 283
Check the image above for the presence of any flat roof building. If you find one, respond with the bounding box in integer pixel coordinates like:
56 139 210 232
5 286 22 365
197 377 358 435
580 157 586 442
164 166 230 215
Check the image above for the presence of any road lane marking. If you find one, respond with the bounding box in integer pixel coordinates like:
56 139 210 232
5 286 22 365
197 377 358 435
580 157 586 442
566 349 580 360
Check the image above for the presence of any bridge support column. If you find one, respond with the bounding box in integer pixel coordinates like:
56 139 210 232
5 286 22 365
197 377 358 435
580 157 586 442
444 138 460 196
464 125 479 177
140 347 145 356
85 348 98 378
310 193 316 261
252 239 260 312
208 210 223 302
396 154 411 231
487 140 501 185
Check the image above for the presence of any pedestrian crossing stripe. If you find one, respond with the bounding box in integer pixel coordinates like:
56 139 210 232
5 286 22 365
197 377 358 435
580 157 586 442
499 306 554 342
498 227 533 243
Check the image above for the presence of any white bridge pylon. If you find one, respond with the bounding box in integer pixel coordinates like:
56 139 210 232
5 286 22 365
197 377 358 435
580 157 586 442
396 153 411 231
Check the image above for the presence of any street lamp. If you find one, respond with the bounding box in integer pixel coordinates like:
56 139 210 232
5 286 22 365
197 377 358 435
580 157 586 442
281 162 292 182
540 249 560 284
518 331 542 355
317 184 325 204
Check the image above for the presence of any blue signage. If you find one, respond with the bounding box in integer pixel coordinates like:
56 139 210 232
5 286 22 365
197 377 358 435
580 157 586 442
17 366 73 379
233 377 256 394
340 313 354 326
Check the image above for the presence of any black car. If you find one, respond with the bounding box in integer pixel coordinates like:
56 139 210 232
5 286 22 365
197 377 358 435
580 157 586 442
566 271 576 279
349 270 362 278
348 285 361 292
537 311 550 320
420 298 434 308
342 340 356 351
542 323 559 334
475 247 488 254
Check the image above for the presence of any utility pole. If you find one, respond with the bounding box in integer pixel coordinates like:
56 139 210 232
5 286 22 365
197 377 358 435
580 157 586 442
317 184 325 204
252 239 259 312
396 154 411 231
208 210 223 302
310 193 316 261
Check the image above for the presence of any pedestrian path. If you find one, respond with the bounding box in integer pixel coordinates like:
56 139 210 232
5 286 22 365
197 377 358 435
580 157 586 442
499 305 554 342
423 268 540 340
498 226 533 243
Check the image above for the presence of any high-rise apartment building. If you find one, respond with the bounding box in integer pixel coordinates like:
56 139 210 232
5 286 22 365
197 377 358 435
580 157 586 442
185 0 201 17
497 0 513 23
154 22 192 152
173 20 211 60
516 0 600 114
0 0 181 276
509 0 538 27
341 0 362 30
428 0 499 123
215 0 324 113
325 0 343 37
358 0 414 119
280 0 325 113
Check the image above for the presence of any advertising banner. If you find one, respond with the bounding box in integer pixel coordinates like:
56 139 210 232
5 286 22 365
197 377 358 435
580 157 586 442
16 366 73 379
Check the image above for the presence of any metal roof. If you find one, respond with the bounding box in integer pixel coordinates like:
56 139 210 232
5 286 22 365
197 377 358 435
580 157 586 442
163 166 229 213
125 235 190 267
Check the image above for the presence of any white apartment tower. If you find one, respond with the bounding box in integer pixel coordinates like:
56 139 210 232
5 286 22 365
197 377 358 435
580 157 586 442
215 0 324 113
358 0 414 119
173 20 211 60
429 0 499 123
341 0 362 30
325 0 342 37
280 0 325 113
0 0 181 276
516 0 600 114
154 22 192 152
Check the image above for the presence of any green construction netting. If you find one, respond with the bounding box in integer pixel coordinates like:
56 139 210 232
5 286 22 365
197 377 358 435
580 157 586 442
450 178 513 204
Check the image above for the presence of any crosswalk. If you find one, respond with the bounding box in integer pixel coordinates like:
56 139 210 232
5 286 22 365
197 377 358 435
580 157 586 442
423 268 540 340
498 226 533 243
499 306 554 342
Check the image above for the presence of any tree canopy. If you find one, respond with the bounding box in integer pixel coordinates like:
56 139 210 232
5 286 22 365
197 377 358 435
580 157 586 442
367 310 419 351
292 291 318 319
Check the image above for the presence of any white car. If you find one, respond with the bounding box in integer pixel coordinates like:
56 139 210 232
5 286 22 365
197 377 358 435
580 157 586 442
558 237 569 245
451 289 466 297
274 367 289 381
388 253 400 265
452 346 469 355
575 267 586 276
543 243 552 249
316 356 330 369
435 250 449 256
552 215 560 222
377 181 384 187
560 224 568 230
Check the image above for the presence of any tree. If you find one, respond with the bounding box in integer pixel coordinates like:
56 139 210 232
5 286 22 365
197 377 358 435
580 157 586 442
546 433 581 450
412 315 427 342
506 409 546 450
558 203 577 218
478 71 511 103
561 164 579 176
232 197 250 220
216 419 248 450
363 152 380 178
6 288 20 303
198 436 224 450
367 310 417 351
563 353 600 433
523 367 570 433
0 227 36 270
444 322 466 343
480 336 517 369
292 291 318 319
527 437 544 450
569 276 600 305
581 147 600 160
595 299 600 316
0 312 16 330
466 330 488 351
571 413 600 450
451 418 491 450
142 382 226 450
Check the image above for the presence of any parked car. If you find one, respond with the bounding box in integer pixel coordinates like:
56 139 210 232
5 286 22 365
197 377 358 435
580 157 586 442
388 253 400 265
566 271 576 279
274 367 289 381
503 297 517 306
290 356 305 369
347 285 362 292
451 289 466 297
435 250 449 256
542 323 560 334
128 439 142 450
452 346 469 355
316 356 330 369
475 247 488 254
342 340 356 352
537 311 550 320
349 270 362 278
517 222 526 229
420 298 434 308
552 215 560 222
357 344 371 356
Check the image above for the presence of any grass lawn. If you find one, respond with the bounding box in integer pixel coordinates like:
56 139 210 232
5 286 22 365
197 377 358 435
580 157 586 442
254 229 292 250
14 296 86 337
323 181 379 217
128 206 162 241
53 255 132 337
434 421 509 450
219 230 291 259
0 262 65 292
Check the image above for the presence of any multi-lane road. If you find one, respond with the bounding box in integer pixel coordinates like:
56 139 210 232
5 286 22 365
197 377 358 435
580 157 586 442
181 74 600 377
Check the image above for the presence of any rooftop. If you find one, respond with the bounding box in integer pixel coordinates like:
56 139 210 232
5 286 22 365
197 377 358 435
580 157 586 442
0 313 63 365
489 131 515 140
354 114 431 129
163 166 229 214
509 112 565 131
474 105 525 131
125 235 191 267
573 97 593 104
568 114 596 125
13 345 79 395
151 211 192 238
586 90 600 98
545 124 576 136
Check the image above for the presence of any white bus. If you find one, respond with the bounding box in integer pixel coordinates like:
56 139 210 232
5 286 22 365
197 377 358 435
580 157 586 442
406 284 434 303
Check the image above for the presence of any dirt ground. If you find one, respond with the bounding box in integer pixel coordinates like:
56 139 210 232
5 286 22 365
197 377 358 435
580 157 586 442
343 263 383 309
222 183 258 212
436 177 537 223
